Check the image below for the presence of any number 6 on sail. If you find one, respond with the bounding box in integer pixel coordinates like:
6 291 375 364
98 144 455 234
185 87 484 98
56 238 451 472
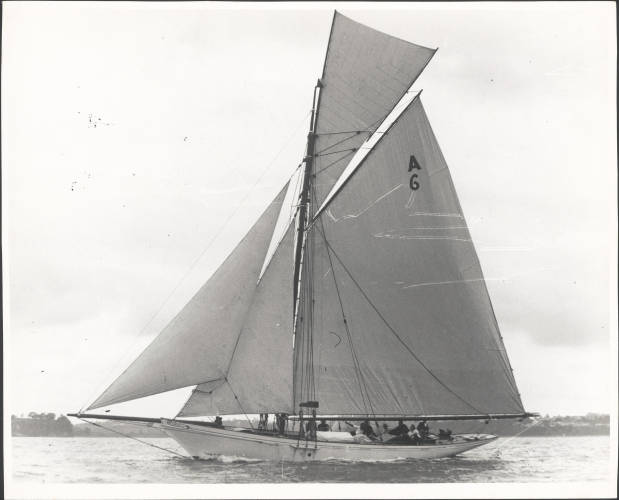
408 155 422 190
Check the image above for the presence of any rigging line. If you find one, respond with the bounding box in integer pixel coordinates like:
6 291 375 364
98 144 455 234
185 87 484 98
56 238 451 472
210 110 312 185
309 185 318 402
287 164 304 224
80 131 308 413
314 132 363 156
313 150 356 176
316 208 376 418
490 417 542 457
77 417 188 458
315 148 357 158
316 130 368 136
302 234 315 401
224 378 254 430
314 114 386 157
315 226 488 416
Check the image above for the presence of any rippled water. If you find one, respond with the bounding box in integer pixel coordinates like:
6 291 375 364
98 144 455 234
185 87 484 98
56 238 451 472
11 436 610 483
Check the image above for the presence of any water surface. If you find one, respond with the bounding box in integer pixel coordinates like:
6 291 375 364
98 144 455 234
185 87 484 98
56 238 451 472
11 435 610 483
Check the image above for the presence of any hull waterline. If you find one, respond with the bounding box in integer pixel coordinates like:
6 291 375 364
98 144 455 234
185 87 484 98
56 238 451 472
159 419 497 462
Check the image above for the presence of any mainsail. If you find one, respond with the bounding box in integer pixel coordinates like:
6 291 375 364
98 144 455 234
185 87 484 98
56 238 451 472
294 96 524 416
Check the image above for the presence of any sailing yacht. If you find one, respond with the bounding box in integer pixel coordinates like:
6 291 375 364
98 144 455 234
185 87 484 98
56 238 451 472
71 11 535 461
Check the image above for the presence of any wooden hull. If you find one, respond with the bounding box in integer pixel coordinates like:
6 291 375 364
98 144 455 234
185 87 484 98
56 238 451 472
159 419 497 462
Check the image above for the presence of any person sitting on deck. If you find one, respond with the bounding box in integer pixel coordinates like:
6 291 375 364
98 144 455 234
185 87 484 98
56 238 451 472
317 419 330 431
409 426 421 444
384 420 411 443
214 416 223 427
388 420 409 436
359 420 377 439
417 420 429 439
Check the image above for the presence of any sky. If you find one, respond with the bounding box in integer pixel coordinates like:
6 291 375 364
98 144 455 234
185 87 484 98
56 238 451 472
2 2 617 420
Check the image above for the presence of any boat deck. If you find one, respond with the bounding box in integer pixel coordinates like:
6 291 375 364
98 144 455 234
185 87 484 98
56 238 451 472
219 426 463 447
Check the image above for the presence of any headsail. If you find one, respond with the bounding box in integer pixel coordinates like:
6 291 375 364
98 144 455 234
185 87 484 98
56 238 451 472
312 11 436 208
88 185 292 411
294 96 524 416
177 223 295 416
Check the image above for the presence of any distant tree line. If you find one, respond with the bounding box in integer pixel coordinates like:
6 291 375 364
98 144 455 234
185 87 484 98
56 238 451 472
11 413 73 437
433 413 610 437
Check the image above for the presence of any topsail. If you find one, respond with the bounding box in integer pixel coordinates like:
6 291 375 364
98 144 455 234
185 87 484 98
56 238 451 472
312 12 436 208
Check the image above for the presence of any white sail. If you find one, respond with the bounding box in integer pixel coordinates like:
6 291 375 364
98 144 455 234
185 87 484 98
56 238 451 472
312 11 436 208
259 166 303 282
294 96 524 416
88 185 290 410
178 223 295 416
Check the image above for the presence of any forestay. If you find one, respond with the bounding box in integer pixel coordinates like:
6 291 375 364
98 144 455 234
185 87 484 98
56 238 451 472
88 185 293 411
294 96 524 416
312 11 436 208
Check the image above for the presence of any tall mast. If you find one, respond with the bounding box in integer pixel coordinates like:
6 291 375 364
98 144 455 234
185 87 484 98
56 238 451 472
291 80 322 415
293 80 322 311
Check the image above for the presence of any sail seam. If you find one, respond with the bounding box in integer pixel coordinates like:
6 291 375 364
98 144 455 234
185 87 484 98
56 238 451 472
316 226 489 416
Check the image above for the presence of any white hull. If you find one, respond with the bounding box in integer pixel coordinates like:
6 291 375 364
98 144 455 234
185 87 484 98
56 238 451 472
160 419 497 462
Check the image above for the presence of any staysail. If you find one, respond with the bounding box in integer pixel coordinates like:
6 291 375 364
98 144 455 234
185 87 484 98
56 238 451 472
312 12 436 208
294 96 524 416
88 185 293 411
177 223 296 416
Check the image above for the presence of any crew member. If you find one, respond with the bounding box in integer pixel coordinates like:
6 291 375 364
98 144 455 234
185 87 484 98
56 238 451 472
388 419 409 436
360 420 377 439
417 420 429 439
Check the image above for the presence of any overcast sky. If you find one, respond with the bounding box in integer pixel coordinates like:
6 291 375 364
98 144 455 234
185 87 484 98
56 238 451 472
2 2 616 419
